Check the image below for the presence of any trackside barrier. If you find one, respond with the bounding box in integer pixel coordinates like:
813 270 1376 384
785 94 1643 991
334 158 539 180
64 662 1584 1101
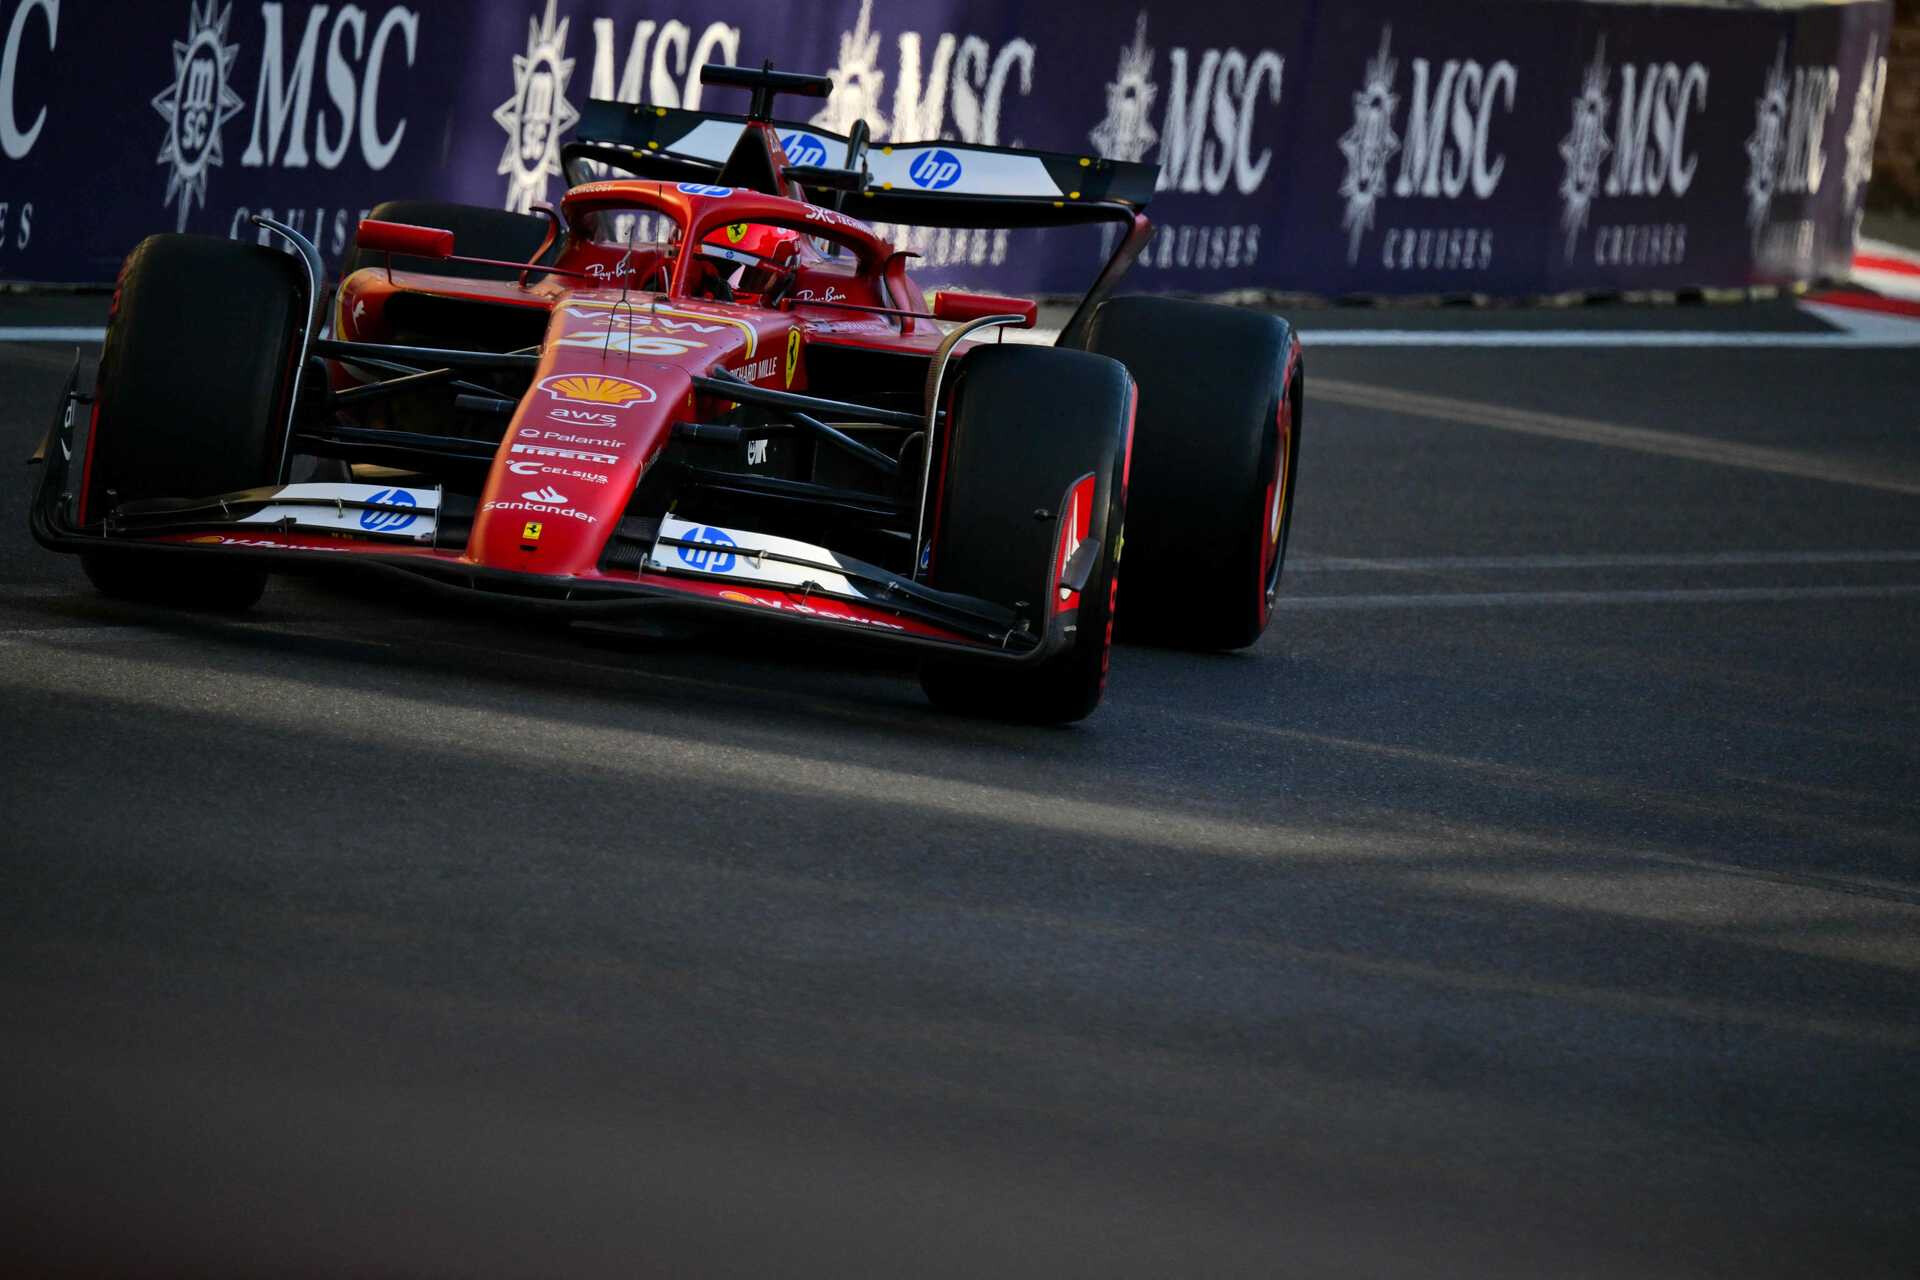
0 0 1892 296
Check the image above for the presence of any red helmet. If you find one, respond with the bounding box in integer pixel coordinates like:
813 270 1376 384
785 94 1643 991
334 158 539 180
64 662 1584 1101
700 220 803 296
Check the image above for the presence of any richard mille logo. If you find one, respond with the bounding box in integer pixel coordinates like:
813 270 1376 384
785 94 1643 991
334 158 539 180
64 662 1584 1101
152 0 245 232
1338 27 1400 266
495 0 580 214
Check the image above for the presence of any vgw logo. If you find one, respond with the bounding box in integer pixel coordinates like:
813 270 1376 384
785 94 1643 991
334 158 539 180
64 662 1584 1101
908 148 961 189
676 527 736 574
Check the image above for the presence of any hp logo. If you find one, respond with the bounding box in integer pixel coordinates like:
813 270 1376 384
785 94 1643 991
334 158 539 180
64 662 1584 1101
781 133 829 167
676 183 733 197
908 149 963 190
676 526 737 573
361 488 418 533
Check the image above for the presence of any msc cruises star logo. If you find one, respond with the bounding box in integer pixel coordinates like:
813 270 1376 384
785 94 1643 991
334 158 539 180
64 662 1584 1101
152 0 245 232
495 0 580 214
1088 13 1159 164
1558 41 1613 260
1338 26 1401 265
1842 35 1886 218
812 0 887 139
1744 43 1790 243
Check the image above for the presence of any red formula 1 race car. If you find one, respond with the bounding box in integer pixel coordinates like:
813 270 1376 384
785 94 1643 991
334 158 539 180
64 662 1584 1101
29 64 1301 723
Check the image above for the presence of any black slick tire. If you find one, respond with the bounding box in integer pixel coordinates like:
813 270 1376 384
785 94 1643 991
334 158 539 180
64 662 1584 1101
79 233 304 610
918 344 1133 724
1076 296 1301 651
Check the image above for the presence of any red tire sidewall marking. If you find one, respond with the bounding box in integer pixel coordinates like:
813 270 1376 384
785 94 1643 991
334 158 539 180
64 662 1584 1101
1255 358 1296 631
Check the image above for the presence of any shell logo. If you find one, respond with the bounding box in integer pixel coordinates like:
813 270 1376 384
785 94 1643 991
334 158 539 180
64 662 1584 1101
539 373 657 408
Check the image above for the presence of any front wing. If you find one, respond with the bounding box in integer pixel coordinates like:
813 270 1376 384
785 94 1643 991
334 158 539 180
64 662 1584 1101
27 370 1078 665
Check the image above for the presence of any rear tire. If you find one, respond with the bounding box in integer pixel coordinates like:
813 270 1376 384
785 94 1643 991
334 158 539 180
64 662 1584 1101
918 345 1133 724
1075 296 1301 651
80 233 303 610
343 200 550 280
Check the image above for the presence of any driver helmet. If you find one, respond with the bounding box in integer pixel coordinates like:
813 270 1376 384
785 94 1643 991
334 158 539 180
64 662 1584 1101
701 220 803 294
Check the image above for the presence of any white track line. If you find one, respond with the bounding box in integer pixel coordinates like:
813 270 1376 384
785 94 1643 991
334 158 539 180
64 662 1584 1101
0 326 107 342
1291 550 1920 573
1275 584 1920 611
1313 377 1920 497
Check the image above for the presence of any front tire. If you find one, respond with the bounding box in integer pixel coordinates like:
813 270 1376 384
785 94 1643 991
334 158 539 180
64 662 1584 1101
1075 296 1301 651
918 345 1133 724
79 233 304 609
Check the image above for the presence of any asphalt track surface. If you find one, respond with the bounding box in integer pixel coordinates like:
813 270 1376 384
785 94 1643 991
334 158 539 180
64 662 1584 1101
3 292 1918 1278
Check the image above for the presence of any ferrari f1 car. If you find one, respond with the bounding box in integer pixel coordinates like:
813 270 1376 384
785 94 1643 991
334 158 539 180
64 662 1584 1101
30 64 1301 723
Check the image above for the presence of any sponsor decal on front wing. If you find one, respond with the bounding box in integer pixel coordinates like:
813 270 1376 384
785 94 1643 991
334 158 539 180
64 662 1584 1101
648 517 867 600
235 482 440 542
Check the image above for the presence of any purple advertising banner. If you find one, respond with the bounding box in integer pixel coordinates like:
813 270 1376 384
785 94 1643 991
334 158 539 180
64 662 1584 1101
0 0 1892 295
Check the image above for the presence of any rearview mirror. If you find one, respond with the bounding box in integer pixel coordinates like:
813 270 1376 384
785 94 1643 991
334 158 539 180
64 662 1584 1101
930 291 1037 328
355 219 454 261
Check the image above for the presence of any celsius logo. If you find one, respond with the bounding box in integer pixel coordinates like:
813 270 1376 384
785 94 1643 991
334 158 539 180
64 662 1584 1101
780 132 828 167
153 0 245 232
495 0 579 214
908 149 963 189
360 488 418 533
676 526 737 573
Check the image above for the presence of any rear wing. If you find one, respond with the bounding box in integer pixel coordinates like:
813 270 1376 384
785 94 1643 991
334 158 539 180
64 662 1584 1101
563 98 1159 230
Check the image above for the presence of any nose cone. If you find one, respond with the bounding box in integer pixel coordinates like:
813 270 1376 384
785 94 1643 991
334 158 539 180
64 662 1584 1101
468 365 691 574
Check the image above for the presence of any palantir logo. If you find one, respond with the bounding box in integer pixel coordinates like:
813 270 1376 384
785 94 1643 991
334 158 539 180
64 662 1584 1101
780 132 829 167
677 527 736 573
909 148 962 189
495 0 580 214
361 488 418 533
152 0 245 232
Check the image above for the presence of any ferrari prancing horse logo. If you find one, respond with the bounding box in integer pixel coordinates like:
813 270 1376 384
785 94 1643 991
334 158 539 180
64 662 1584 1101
785 329 801 387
